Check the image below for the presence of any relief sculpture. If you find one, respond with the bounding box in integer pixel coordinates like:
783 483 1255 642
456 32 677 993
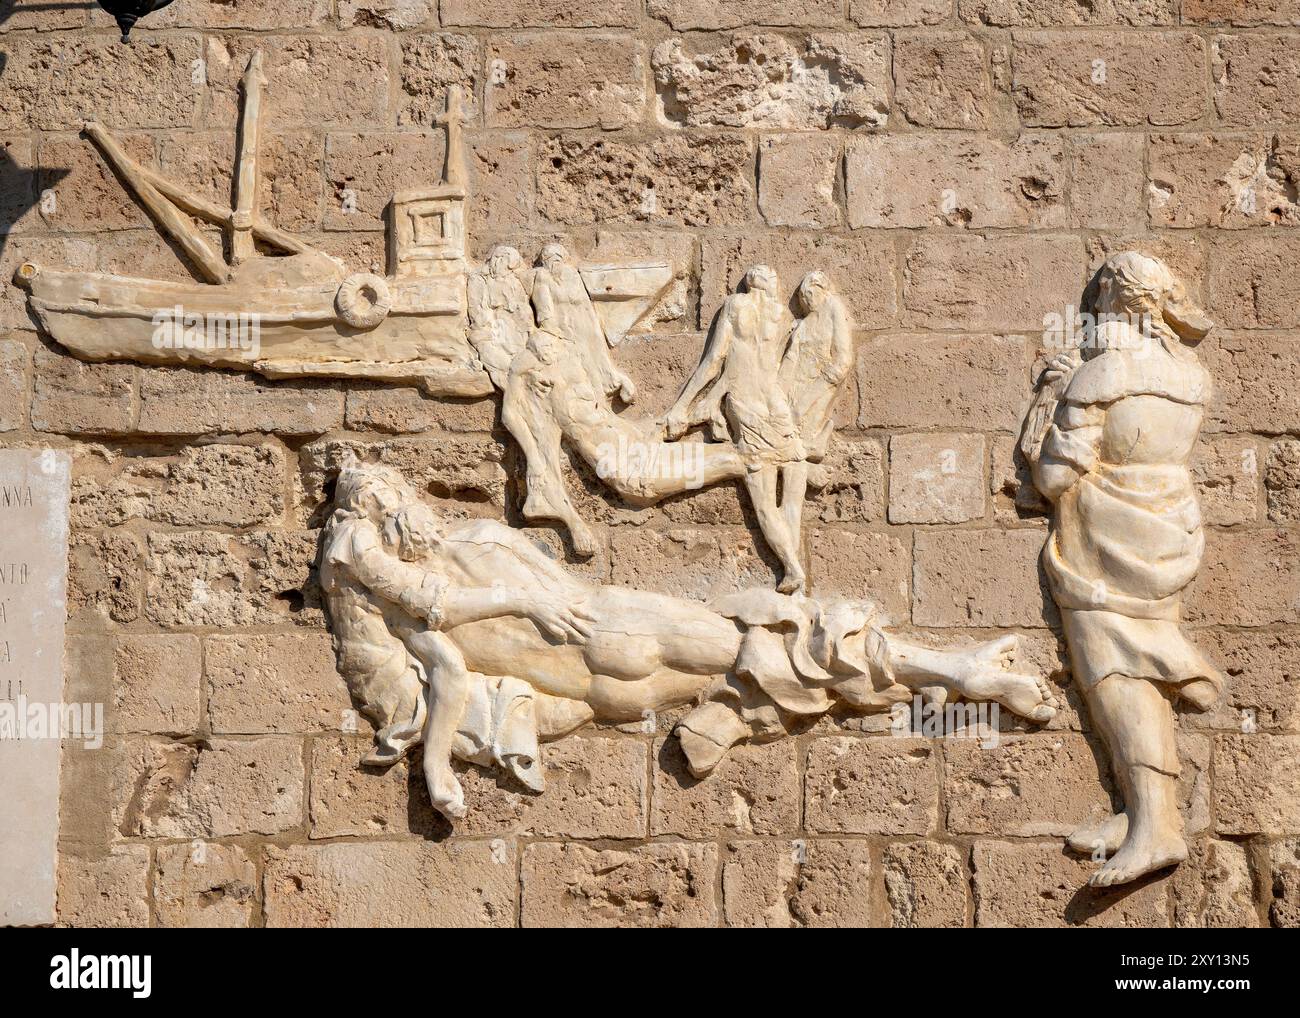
1023 252 1223 886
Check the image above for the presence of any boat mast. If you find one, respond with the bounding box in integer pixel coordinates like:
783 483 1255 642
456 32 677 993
231 52 267 265
437 86 465 188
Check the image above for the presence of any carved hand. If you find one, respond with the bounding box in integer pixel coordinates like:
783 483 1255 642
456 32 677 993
529 594 597 643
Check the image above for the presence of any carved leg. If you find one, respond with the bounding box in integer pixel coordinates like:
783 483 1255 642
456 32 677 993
743 466 805 592
780 460 809 545
886 633 1058 723
1082 675 1188 886
403 630 473 820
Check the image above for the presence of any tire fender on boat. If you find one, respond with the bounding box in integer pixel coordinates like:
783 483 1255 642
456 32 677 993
335 273 392 330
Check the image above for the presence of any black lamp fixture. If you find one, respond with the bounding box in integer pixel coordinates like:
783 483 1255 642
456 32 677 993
95 0 176 43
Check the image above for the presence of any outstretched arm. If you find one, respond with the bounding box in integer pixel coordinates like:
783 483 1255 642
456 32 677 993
665 308 732 438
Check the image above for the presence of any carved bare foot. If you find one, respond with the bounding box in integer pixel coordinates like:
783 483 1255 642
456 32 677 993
957 635 1058 722
424 762 467 820
777 566 806 595
1067 811 1129 855
1089 829 1187 887
676 701 749 778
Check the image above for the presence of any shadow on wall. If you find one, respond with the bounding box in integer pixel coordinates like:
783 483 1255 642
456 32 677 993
0 48 72 266
0 0 91 28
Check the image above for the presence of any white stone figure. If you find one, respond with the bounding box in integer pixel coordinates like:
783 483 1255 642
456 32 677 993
321 460 1058 821
467 244 532 389
1023 251 1223 887
779 270 855 541
666 265 816 592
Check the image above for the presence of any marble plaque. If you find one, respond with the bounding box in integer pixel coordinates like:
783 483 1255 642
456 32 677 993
0 449 71 926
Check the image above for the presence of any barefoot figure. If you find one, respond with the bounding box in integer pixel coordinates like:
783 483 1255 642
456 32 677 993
1023 252 1223 887
665 265 809 591
321 460 1057 820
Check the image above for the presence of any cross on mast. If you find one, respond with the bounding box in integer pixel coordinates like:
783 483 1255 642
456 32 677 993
436 86 465 189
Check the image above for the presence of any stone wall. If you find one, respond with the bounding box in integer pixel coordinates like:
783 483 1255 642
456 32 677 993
3 0 1299 927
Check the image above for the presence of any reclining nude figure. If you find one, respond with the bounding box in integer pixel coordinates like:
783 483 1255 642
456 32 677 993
1023 252 1223 887
321 460 1057 820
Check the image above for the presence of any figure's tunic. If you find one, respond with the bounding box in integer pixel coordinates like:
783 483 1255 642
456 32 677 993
532 263 622 397
780 294 853 462
1038 337 1223 698
467 269 532 388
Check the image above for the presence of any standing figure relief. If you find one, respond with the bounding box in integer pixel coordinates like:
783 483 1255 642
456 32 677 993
1023 252 1224 887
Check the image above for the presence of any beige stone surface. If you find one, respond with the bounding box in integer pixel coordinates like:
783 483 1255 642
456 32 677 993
521 842 718 927
888 432 986 524
265 841 516 927
972 842 1170 927
445 0 639 26
207 633 352 735
913 528 1051 628
154 843 257 928
31 348 135 435
758 135 842 228
57 848 151 928
894 31 992 129
1172 840 1260 928
1215 735 1300 835
115 635 202 735
652 739 799 838
487 35 645 130
1148 133 1300 228
1214 35 1300 126
805 737 939 835
397 34 482 128
884 841 968 927
723 839 875 927
650 0 845 29
0 340 27 433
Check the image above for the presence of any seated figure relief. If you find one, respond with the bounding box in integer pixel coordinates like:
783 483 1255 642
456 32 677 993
1023 252 1223 887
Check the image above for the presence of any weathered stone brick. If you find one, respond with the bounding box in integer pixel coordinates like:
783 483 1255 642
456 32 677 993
521 842 718 927
68 531 144 627
654 33 890 130
1215 734 1300 835
943 734 1112 836
650 0 846 29
808 437 886 523
207 633 350 735
903 234 1084 331
0 339 28 432
115 635 202 735
1187 528 1300 626
159 130 324 234
1206 237 1300 329
1071 133 1146 229
465 131 535 237
972 841 1170 927
1201 333 1300 436
71 444 285 530
0 0 85 29
144 531 319 629
805 737 939 835
57 847 151 927
265 842 516 927
700 233 896 331
0 36 202 131
652 738 798 838
36 133 153 234
888 432 986 524
1172 840 1260 928
137 367 345 436
397 34 482 128
95 0 330 29
1191 434 1260 526
884 841 967 927
324 132 447 232
858 334 1035 431
809 529 911 619
204 34 390 130
1196 626 1300 733
154 843 257 928
116 737 305 839
959 0 1175 25
1271 839 1300 927
611 527 777 600
758 134 842 228
854 0 950 25
1148 133 1300 228
338 0 433 29
308 737 439 839
1267 439 1300 524
487 35 645 130
723 840 875 927
1186 0 1300 24
1012 31 1206 127
1214 35 1300 126
539 133 754 228
849 134 1065 228
31 347 135 435
893 32 992 129
444 0 639 25
913 528 1052 627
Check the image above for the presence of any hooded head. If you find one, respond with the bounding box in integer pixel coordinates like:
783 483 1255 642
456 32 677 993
1088 252 1213 349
